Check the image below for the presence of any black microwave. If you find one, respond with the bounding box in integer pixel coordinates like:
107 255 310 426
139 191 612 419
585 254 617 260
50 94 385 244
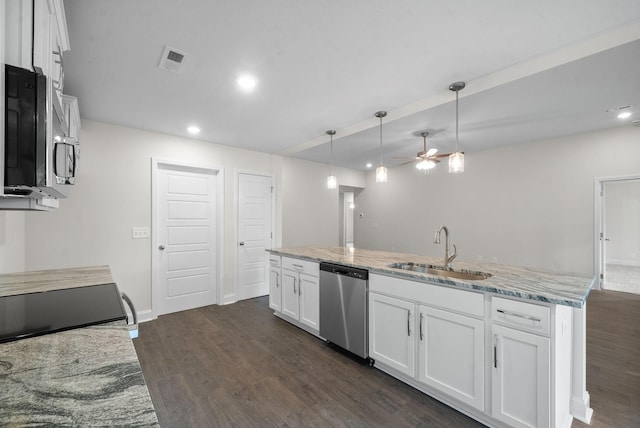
4 64 78 199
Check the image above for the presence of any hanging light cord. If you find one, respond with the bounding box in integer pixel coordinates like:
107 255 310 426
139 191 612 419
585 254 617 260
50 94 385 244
455 89 459 152
330 133 334 175
379 116 383 165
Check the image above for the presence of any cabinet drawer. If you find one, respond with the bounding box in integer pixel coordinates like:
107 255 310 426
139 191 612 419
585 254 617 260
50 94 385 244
269 255 281 268
491 297 550 335
370 274 484 318
282 257 319 277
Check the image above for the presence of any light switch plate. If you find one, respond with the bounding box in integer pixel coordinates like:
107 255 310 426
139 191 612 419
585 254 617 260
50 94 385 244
132 227 150 239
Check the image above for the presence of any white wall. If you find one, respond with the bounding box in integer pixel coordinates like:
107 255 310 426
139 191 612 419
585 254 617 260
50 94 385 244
354 126 640 275
22 120 363 315
280 157 365 247
605 179 640 265
23 120 278 314
0 211 25 273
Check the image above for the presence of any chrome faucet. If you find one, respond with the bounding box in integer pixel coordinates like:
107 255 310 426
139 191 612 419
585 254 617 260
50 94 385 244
433 225 457 268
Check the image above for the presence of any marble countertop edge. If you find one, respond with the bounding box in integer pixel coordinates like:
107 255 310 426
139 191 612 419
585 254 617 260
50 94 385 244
268 246 594 308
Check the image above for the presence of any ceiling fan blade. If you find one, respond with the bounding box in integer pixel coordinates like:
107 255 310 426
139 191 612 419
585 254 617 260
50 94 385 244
393 156 421 160
398 159 418 166
426 148 438 157
433 153 453 158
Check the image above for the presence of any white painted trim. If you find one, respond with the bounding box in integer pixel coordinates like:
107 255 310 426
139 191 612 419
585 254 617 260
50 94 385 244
606 259 640 267
570 304 593 424
594 174 640 291
136 309 156 323
151 158 225 317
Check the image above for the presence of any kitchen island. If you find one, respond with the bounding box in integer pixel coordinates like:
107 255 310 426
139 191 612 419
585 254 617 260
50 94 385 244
268 246 594 428
0 266 159 427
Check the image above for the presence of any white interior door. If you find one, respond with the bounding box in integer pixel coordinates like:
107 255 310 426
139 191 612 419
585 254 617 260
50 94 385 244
237 173 272 301
156 164 218 315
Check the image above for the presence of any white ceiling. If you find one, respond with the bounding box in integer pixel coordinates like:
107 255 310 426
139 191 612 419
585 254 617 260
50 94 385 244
62 0 640 171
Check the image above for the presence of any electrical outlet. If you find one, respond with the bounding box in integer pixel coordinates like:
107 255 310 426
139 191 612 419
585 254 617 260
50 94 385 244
477 255 484 262
491 256 498 263
132 227 150 239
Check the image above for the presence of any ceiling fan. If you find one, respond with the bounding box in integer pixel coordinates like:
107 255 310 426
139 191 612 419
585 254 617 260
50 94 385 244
394 132 452 170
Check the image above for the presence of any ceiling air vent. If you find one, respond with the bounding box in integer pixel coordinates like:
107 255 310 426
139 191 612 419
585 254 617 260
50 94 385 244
158 45 190 73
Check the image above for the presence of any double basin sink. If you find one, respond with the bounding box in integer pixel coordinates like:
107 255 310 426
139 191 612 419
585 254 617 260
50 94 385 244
387 262 492 281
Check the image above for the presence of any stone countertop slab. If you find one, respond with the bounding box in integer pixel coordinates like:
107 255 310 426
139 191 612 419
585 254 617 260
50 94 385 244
269 246 594 308
0 321 159 427
0 266 159 426
0 265 114 297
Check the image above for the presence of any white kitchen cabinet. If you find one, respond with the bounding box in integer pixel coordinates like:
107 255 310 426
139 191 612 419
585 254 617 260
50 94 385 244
279 257 320 333
62 95 80 139
5 0 69 98
268 255 281 312
489 295 573 428
492 324 550 428
417 305 485 411
369 292 415 377
281 269 299 319
299 274 319 330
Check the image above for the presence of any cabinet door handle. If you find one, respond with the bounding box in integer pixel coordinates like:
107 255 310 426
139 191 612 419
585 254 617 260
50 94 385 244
293 278 297 294
407 310 411 336
419 313 424 341
496 309 541 322
276 272 279 288
494 335 498 369
292 264 304 269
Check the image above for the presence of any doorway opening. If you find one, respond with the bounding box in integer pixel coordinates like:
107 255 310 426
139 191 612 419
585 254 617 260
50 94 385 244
595 175 640 294
339 186 364 248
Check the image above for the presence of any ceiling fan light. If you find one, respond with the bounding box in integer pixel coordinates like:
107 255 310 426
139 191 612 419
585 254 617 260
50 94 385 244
416 159 436 170
376 165 388 183
327 175 337 189
449 152 464 173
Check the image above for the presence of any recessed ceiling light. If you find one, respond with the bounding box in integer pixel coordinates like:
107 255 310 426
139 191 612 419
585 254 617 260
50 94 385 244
617 111 632 119
236 74 258 92
366 163 372 168
187 126 200 135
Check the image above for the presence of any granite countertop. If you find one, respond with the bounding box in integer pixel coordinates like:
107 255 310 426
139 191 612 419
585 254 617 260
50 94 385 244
0 266 159 427
269 246 594 308
0 265 116 297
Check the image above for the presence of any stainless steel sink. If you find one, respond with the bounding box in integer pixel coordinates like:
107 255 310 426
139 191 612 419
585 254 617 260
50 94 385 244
387 262 492 281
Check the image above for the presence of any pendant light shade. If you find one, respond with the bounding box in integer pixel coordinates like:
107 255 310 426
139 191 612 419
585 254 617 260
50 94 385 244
326 130 337 189
448 82 465 173
375 111 388 183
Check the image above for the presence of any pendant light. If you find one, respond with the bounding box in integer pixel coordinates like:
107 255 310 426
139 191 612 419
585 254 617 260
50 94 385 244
326 130 337 189
448 82 465 173
375 111 388 183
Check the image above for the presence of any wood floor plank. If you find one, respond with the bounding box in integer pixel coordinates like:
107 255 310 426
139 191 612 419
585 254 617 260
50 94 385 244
134 290 639 427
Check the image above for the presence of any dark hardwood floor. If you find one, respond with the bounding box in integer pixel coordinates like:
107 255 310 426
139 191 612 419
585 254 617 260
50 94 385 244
571 290 640 428
134 290 640 428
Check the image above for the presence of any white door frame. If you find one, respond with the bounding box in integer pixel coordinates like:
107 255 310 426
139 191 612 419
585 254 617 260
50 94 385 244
593 174 640 291
151 158 225 317
235 170 274 300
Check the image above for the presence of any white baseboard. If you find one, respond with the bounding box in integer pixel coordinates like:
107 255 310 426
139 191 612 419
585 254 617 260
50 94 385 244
571 391 593 424
606 259 640 267
136 309 155 323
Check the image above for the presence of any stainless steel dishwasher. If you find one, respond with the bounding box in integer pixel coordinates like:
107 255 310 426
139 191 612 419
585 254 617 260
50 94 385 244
319 262 369 359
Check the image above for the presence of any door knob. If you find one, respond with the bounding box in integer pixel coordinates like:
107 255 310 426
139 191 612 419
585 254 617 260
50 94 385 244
158 245 166 250
239 241 245 246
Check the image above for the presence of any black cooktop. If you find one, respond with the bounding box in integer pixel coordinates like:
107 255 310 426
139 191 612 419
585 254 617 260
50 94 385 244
0 283 127 343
